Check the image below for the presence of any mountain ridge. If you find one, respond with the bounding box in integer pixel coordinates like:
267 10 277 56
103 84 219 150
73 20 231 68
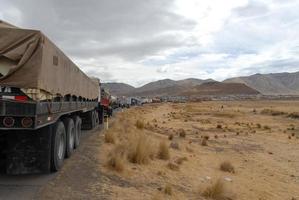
102 71 299 96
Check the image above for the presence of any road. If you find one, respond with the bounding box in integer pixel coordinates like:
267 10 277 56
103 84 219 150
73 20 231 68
0 127 102 200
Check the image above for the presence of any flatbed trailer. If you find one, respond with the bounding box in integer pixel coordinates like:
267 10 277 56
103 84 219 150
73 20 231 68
0 21 104 174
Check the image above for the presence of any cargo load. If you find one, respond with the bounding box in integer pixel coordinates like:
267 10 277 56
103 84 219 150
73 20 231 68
0 21 109 175
0 20 98 100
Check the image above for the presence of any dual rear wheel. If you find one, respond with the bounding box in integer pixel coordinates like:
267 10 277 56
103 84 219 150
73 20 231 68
51 116 82 172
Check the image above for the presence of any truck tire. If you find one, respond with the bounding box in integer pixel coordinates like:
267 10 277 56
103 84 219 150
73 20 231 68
95 110 99 125
51 121 66 172
91 110 96 129
98 106 104 125
73 116 82 148
63 118 75 158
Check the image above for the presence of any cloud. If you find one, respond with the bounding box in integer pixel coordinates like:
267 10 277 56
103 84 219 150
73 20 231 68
1 0 299 87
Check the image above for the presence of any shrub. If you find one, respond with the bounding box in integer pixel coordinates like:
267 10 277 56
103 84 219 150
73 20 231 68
202 179 229 200
201 138 208 146
288 113 299 119
261 109 285 116
164 184 172 195
105 131 116 144
170 142 180 150
256 123 262 128
204 135 210 140
127 134 154 164
217 124 222 129
158 141 170 160
167 162 180 171
175 157 188 165
168 134 174 140
220 161 235 173
107 155 125 172
178 129 186 138
106 148 125 172
135 120 145 129
263 125 271 130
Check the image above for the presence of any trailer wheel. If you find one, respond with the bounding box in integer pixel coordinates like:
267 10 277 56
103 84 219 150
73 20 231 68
63 118 75 158
74 116 82 148
91 110 96 128
95 110 99 125
98 106 104 125
51 121 66 172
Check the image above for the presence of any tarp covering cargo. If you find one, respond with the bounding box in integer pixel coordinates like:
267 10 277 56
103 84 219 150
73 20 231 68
0 20 98 100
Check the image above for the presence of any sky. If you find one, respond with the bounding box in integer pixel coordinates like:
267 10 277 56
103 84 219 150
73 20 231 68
1 0 299 87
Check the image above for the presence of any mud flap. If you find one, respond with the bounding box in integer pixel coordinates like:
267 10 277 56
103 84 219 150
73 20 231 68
5 125 53 174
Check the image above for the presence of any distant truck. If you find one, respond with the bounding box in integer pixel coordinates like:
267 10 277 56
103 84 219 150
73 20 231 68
0 21 105 174
100 88 114 117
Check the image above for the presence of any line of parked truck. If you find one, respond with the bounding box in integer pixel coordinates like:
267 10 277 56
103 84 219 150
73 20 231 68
0 21 133 174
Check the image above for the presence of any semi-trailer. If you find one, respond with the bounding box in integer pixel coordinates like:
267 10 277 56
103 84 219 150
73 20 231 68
0 21 104 174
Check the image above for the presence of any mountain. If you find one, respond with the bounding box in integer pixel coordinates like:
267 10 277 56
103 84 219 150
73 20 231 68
101 82 135 96
102 71 299 97
102 78 215 96
135 78 215 93
224 71 299 95
137 79 177 92
176 78 215 87
127 81 259 97
179 82 259 96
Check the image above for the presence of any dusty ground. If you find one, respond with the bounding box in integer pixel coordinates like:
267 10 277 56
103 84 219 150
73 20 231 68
38 101 299 200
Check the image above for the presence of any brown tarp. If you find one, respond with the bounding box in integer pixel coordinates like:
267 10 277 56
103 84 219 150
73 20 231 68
0 21 99 100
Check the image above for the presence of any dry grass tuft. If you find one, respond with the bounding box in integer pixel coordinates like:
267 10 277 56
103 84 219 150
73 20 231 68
164 184 173 195
204 135 210 140
135 120 145 129
256 123 262 129
175 157 188 165
261 109 285 116
107 154 125 172
213 112 236 118
288 112 299 119
106 146 126 172
105 131 116 144
158 141 170 160
202 179 232 200
178 129 186 138
201 138 208 146
127 134 154 164
167 162 180 171
263 125 271 130
220 161 235 173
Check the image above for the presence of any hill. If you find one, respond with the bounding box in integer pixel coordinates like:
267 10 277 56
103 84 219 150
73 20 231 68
102 71 299 96
102 78 215 96
101 82 135 96
179 82 260 96
224 71 299 95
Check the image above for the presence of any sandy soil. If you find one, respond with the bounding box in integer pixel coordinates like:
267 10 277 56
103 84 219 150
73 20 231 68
38 101 299 200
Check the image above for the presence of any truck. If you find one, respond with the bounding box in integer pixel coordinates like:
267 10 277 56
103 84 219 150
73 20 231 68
0 21 104 174
100 88 114 117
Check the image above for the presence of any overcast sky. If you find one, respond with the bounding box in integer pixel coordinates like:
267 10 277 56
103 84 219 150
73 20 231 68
1 0 299 86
